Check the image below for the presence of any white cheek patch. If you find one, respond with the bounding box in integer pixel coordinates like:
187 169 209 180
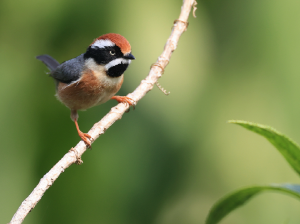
105 58 131 70
91 39 115 49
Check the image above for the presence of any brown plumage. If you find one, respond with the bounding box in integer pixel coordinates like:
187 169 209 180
91 33 131 54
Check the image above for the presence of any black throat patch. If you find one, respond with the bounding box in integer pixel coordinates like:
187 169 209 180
106 63 129 77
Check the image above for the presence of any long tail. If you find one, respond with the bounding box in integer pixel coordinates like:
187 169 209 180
36 54 60 72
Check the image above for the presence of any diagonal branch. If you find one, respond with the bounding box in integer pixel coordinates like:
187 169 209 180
9 0 197 223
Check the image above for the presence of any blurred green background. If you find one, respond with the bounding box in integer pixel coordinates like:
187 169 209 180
1 0 300 223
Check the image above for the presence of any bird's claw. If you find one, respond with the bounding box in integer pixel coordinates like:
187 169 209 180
78 132 93 148
111 96 136 112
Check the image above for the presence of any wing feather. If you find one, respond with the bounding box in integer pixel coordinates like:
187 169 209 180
51 54 85 84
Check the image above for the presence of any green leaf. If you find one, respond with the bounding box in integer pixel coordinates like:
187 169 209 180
206 184 300 224
229 120 300 176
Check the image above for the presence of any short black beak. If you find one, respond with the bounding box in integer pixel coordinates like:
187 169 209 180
124 53 135 60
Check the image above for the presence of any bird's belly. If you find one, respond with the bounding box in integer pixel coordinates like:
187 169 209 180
56 69 123 110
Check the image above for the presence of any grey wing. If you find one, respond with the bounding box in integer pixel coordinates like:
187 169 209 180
51 54 85 84
36 55 60 72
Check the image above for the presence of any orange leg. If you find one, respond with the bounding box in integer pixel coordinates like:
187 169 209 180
111 96 136 109
74 120 92 147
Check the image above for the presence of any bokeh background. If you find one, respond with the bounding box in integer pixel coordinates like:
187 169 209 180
1 0 300 223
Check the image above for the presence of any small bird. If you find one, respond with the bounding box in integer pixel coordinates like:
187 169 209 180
37 33 135 147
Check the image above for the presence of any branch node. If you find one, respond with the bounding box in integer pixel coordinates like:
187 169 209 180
193 1 198 18
69 148 83 165
173 19 189 31
151 63 165 74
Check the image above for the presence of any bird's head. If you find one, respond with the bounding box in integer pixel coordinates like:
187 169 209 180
84 33 135 77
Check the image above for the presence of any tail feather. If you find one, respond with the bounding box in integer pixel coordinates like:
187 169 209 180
36 54 60 72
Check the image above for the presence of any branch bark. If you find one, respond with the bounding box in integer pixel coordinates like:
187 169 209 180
9 1 197 223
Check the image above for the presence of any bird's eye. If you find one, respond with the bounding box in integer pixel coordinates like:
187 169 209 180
110 50 116 55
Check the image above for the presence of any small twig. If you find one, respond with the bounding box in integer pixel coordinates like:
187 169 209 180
155 81 170 95
9 1 197 223
193 0 198 18
151 63 170 95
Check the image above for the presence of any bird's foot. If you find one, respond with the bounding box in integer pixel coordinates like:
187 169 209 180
78 131 92 148
111 96 136 110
